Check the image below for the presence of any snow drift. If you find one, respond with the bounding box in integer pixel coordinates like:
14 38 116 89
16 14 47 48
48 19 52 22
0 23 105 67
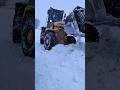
35 29 85 90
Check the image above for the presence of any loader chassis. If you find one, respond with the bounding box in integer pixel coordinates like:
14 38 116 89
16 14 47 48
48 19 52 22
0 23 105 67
41 21 69 50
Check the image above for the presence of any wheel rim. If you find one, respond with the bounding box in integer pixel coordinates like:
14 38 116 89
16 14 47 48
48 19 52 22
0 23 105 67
44 34 52 50
45 39 49 45
44 37 50 47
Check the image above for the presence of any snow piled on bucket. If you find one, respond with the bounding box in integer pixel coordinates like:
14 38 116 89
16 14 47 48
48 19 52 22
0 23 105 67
35 29 85 90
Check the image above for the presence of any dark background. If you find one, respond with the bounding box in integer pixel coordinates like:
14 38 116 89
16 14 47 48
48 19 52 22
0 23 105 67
86 0 120 90
0 0 34 90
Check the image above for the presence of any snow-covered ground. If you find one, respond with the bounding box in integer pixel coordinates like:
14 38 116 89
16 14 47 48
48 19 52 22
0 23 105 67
35 29 85 90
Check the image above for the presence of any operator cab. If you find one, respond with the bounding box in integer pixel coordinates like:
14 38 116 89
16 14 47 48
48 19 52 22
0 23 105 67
47 7 64 28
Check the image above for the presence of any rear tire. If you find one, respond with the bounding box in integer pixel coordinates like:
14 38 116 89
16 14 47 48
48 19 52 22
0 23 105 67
66 36 76 44
21 17 35 57
44 32 56 50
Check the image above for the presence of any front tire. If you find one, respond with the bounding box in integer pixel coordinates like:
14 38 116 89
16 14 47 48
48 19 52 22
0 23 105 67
21 17 35 57
40 27 46 44
44 32 56 50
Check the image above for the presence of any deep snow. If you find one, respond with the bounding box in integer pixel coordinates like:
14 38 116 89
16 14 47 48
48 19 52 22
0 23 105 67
35 29 85 90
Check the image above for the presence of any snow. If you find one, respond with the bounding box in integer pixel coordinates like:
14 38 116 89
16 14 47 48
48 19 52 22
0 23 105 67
35 0 85 89
35 29 85 90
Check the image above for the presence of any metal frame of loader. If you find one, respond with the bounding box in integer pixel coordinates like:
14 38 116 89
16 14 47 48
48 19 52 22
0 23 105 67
65 6 85 36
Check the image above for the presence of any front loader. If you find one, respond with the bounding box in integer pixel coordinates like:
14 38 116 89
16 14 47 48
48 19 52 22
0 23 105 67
40 7 85 50
40 7 72 50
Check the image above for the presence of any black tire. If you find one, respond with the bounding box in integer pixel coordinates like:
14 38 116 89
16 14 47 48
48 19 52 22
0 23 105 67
21 17 35 57
44 32 56 50
40 27 46 44
66 36 76 44
40 37 44 44
12 17 22 43
40 33 46 44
